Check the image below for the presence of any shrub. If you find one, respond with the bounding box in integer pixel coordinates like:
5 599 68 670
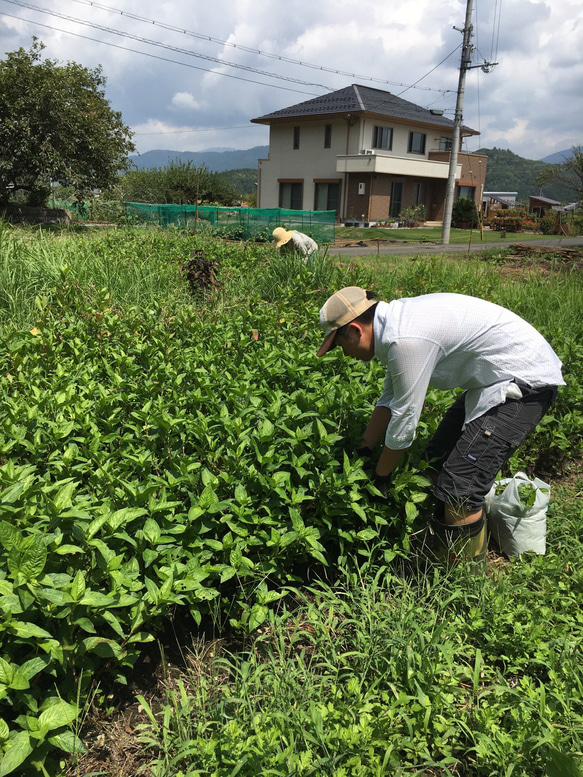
451 198 478 227
539 210 558 234
399 204 426 227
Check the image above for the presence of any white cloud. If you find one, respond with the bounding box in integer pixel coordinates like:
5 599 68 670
0 0 581 159
170 92 202 111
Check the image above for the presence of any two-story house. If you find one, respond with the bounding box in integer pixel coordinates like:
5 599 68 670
251 84 487 224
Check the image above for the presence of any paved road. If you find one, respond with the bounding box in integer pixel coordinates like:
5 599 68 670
328 236 583 256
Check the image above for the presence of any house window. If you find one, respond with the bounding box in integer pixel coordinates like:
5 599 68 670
457 185 476 200
373 125 393 150
314 182 340 214
408 132 426 154
293 126 301 150
413 182 427 206
439 137 453 151
279 181 303 210
324 124 332 148
389 181 403 218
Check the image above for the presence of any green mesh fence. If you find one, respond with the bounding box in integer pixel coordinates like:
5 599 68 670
124 203 336 243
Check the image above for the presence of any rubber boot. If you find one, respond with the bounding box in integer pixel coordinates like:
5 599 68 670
430 513 487 571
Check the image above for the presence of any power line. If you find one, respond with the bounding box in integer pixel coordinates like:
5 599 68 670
0 8 321 95
66 0 452 94
1 0 461 113
1 0 333 90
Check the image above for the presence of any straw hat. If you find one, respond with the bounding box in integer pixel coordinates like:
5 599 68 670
272 227 294 248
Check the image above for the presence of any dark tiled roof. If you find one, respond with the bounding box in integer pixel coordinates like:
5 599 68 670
251 83 478 134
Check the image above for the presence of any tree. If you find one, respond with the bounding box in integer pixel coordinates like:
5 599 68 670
116 160 237 205
0 39 135 206
534 146 583 202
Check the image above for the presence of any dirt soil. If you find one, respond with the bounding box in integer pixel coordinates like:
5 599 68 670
497 243 583 273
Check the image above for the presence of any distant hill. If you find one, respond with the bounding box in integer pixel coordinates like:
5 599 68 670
540 148 575 165
130 144 579 204
129 146 269 173
478 147 577 203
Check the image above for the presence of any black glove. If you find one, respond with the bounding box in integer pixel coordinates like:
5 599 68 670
356 445 375 472
371 472 392 499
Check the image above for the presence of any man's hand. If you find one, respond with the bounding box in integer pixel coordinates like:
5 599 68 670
371 472 392 498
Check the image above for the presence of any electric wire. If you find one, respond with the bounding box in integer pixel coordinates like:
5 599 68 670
0 0 456 97
0 9 321 96
65 0 452 93
397 44 462 97
1 0 332 90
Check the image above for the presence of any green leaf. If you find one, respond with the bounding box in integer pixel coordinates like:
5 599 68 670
19 656 50 681
405 501 418 523
70 570 86 602
143 518 161 545
0 522 19 550
351 502 367 520
0 658 13 685
108 507 148 531
54 420 75 439
38 701 79 731
54 544 84 555
8 672 29 691
0 481 28 505
234 484 248 503
260 418 274 438
0 731 33 776
10 622 53 640
81 637 124 659
230 546 243 568
79 591 114 607
48 729 86 754
357 528 378 541
198 485 219 509
248 603 269 631
52 480 77 512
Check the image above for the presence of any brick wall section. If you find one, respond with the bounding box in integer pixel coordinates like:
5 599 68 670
343 151 487 223
345 174 372 221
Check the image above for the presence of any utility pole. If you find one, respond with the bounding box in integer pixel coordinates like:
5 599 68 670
441 0 497 245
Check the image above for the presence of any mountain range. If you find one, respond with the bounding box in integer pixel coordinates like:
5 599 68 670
129 146 578 203
129 146 269 172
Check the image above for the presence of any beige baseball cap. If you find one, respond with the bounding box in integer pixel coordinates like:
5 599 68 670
317 286 377 357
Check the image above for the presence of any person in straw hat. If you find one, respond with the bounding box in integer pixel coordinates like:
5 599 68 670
316 286 564 563
272 227 318 259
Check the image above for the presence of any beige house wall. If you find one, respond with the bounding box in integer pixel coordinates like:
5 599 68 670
257 116 486 224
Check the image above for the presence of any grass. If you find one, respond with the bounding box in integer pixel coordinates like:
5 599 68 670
333 225 570 245
128 233 582 777
137 496 583 776
0 223 194 328
0 225 581 776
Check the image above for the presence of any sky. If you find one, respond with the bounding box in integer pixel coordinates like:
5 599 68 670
0 0 581 161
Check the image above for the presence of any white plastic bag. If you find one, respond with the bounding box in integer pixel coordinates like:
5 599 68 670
484 471 551 556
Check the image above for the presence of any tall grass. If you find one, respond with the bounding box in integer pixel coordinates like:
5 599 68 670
138 512 583 776
0 224 194 328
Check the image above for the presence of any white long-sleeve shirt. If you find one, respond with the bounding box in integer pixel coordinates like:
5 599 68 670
283 231 318 258
373 294 565 450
